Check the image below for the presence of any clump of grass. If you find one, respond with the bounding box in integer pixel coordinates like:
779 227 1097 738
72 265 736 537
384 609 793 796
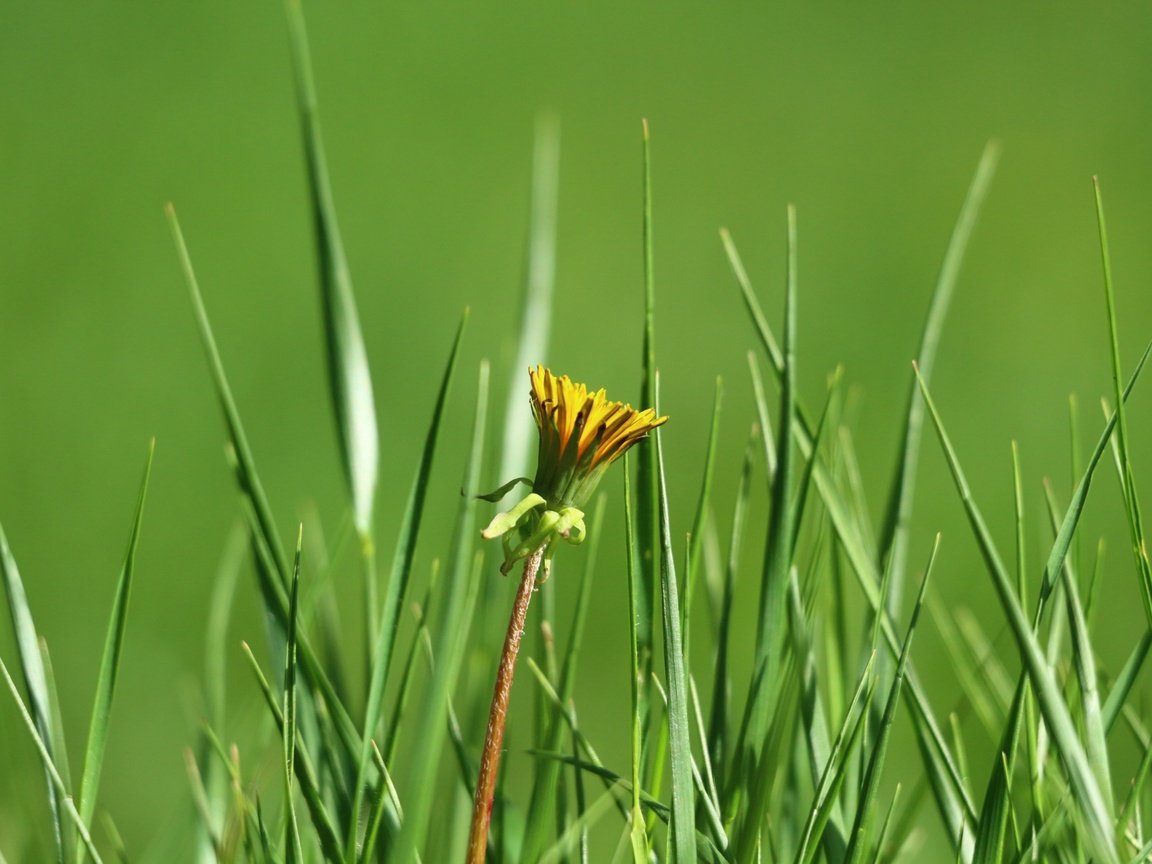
6 3 1152 863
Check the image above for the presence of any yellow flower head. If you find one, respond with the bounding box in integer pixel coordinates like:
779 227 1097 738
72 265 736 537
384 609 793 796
529 365 667 509
480 366 668 577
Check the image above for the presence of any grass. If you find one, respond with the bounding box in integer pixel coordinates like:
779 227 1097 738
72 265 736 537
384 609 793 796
4 4 1152 863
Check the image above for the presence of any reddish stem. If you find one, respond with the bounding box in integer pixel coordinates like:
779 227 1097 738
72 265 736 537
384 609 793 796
465 549 543 864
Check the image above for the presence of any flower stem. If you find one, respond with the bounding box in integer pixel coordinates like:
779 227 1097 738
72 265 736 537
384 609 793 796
466 548 544 864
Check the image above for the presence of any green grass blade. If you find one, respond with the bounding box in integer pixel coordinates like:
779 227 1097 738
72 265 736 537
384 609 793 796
1042 483 1112 803
878 142 999 611
38 640 75 859
1103 630 1152 733
794 652 877 864
684 379 723 651
283 0 379 553
521 495 606 861
348 312 467 854
77 439 155 837
0 522 68 861
497 112 560 490
736 203 798 864
240 643 343 863
654 383 698 864
283 528 304 864
708 426 756 802
623 454 649 861
844 535 937 864
393 361 488 863
166 204 289 577
1093 177 1152 628
788 570 850 864
915 365 1118 863
0 657 103 864
635 119 660 802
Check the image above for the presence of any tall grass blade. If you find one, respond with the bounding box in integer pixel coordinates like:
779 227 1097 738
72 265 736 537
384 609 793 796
635 119 660 801
844 536 937 864
684 379 723 651
915 365 1118 863
879 142 999 611
77 440 155 839
0 658 103 864
654 377 698 864
498 112 561 491
736 203 798 864
1093 177 1152 627
240 642 343 863
348 311 467 854
283 528 305 864
393 361 488 863
623 454 649 862
167 205 359 759
283 0 380 605
0 522 68 862
793 652 877 864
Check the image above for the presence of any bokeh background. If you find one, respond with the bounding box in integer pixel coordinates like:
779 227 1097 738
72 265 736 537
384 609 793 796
4 1 1152 858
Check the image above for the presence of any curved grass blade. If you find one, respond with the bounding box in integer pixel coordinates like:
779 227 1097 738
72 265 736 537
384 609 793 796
793 652 877 864
684 379 723 651
623 454 649 861
347 312 467 855
497 112 561 491
0 657 102 864
634 119 661 805
283 529 304 864
241 641 343 863
844 538 937 864
77 440 155 840
0 523 67 861
735 204 798 864
284 0 379 581
654 378 698 863
879 142 999 612
1093 177 1152 628
393 361 488 863
915 366 1118 863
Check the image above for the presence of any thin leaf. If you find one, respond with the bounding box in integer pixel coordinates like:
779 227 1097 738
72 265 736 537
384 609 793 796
0 658 103 864
0 522 68 861
283 528 304 864
284 0 379 546
654 377 698 863
348 312 468 852
393 361 488 863
844 536 938 864
78 440 155 836
879 141 1000 612
915 365 1118 863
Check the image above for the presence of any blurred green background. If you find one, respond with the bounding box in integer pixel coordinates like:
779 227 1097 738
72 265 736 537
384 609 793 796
4 1 1152 858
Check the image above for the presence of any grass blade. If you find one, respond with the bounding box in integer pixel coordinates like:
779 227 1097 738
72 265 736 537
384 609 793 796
0 658 103 864
684 379 723 651
393 361 488 863
1094 177 1152 627
623 454 649 861
915 365 1118 863
347 312 467 854
879 142 999 611
497 112 561 490
844 535 937 864
736 203 798 864
654 376 698 864
284 0 380 595
0 522 68 861
167 204 360 761
283 528 304 864
77 440 155 837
